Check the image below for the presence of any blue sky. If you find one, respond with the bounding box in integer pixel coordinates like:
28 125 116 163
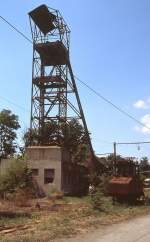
1 0 150 159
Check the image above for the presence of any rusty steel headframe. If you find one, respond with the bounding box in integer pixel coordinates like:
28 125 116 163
28 5 94 156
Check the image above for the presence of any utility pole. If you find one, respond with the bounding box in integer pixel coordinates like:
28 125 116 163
113 141 150 175
113 142 117 175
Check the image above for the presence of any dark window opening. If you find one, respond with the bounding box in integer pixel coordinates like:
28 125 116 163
31 168 39 176
44 169 55 184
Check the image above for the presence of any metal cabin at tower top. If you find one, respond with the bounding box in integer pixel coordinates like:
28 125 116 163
29 5 56 35
29 4 70 46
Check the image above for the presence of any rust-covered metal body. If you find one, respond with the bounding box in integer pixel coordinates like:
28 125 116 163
109 176 143 198
28 5 94 158
108 160 144 201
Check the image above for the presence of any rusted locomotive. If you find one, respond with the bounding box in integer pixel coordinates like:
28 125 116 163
108 159 144 202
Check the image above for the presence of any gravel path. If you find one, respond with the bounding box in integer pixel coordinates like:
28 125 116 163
59 215 150 242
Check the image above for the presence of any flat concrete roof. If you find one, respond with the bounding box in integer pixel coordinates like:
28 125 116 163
26 146 61 149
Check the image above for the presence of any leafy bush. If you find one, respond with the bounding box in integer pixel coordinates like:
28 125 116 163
98 174 112 195
90 173 112 195
0 159 34 199
90 174 112 211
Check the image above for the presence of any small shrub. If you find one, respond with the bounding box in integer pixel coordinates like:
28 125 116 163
47 184 63 200
0 159 35 200
90 173 112 195
90 187 104 211
98 174 112 195
11 188 33 207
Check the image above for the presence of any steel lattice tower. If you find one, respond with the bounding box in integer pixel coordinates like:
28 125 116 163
29 5 93 155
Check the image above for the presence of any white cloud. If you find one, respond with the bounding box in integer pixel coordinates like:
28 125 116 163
134 100 146 109
134 114 150 134
133 98 150 109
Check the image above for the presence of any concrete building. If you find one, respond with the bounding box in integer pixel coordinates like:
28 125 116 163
26 146 90 196
26 146 70 195
0 146 89 196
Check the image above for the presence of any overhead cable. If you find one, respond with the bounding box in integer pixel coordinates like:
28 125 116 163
0 14 149 131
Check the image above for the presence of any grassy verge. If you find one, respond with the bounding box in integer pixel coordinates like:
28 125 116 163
1 196 150 242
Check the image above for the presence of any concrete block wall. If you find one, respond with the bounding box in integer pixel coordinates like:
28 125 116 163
26 146 62 194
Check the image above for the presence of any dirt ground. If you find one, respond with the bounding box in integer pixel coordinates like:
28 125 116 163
1 196 150 242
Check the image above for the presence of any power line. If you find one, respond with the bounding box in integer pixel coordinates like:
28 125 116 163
75 76 150 131
0 15 32 44
0 14 150 131
116 141 150 145
0 95 30 113
0 96 30 129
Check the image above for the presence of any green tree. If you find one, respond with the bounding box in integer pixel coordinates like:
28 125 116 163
24 119 89 164
0 109 20 158
60 119 88 156
23 128 39 147
139 156 150 171
23 120 59 146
